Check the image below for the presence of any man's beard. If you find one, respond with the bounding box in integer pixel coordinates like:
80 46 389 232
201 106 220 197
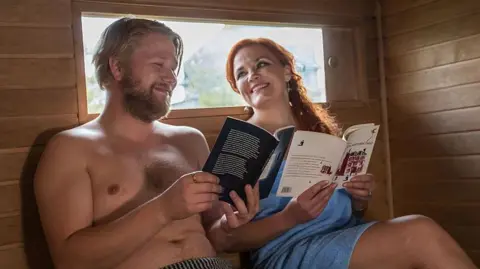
119 71 171 123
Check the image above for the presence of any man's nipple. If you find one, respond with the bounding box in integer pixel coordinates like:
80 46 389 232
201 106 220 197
107 184 120 195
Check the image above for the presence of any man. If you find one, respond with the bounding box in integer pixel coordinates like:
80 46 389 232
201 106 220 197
34 17 259 269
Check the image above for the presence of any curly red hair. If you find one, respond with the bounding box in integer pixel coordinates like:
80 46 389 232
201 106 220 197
225 38 340 136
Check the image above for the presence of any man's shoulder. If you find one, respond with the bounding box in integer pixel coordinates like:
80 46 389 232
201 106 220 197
45 121 102 153
155 121 206 142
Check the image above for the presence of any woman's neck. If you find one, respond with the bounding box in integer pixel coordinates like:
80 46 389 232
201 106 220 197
248 105 297 134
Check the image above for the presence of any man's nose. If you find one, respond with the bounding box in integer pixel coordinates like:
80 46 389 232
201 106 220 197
162 70 177 85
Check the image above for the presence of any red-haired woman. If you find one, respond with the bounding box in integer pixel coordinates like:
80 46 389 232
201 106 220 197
220 38 476 269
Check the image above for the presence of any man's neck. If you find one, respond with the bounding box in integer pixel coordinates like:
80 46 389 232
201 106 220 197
97 87 156 142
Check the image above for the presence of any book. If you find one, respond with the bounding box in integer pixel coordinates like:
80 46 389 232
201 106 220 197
276 123 380 197
202 117 379 204
202 117 294 204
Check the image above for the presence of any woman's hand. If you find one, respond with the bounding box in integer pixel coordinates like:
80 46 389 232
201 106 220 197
281 181 337 225
343 174 375 210
219 182 260 232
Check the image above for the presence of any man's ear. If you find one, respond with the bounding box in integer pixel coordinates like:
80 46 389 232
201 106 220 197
284 65 292 82
109 57 123 81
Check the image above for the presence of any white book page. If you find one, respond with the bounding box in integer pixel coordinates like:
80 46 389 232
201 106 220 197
332 125 380 188
276 131 346 197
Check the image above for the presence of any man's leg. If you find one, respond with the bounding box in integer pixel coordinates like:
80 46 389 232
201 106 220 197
349 215 476 269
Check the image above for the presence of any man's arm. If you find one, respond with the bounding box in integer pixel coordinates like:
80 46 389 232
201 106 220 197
34 132 173 269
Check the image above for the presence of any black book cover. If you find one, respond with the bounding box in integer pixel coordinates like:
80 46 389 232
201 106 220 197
202 117 280 205
257 126 296 199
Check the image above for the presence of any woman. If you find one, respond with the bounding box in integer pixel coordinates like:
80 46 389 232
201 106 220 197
221 38 477 269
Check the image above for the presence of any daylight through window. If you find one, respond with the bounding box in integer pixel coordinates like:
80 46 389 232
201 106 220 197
81 15 326 114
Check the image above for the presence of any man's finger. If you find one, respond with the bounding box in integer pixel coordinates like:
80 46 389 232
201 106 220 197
191 182 222 194
189 172 219 184
194 193 219 203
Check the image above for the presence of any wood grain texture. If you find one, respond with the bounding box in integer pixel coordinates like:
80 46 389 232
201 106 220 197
388 82 480 116
385 12 480 57
380 0 438 16
391 155 480 183
389 106 480 138
0 115 78 149
386 34 480 75
0 89 78 117
0 246 28 269
387 58 480 95
0 0 71 26
78 0 375 17
391 131 480 159
0 58 76 89
0 27 73 57
384 0 480 37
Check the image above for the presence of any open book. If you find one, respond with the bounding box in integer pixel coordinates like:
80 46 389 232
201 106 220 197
275 123 380 197
202 117 379 204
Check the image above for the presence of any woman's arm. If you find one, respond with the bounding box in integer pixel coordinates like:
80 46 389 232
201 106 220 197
220 181 337 253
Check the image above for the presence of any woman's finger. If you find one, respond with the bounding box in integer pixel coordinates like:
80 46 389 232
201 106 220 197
299 180 330 200
343 181 370 190
350 173 374 182
222 203 239 229
244 184 256 214
230 191 248 216
345 187 371 198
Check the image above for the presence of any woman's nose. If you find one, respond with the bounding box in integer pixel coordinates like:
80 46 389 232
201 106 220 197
248 71 259 82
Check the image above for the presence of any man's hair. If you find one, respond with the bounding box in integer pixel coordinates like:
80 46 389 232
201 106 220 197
92 17 183 89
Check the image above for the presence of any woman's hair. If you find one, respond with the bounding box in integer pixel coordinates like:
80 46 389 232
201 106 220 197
92 17 183 90
225 38 340 136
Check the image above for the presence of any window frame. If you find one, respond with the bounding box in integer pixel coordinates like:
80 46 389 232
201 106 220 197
72 1 370 123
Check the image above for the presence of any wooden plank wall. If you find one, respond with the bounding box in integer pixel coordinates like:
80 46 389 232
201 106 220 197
0 0 385 268
381 0 480 265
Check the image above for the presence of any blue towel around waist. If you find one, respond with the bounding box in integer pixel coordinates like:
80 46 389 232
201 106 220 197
250 162 376 268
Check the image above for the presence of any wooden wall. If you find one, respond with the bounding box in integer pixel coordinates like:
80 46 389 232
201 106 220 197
0 0 386 268
381 0 480 265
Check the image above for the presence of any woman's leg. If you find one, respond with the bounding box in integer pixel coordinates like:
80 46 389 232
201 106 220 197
349 215 477 269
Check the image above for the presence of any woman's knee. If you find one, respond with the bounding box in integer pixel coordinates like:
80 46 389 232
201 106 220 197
394 214 446 242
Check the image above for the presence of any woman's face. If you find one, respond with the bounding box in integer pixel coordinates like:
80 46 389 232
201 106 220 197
232 44 291 110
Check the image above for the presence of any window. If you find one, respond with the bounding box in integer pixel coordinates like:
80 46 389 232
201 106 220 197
81 15 326 115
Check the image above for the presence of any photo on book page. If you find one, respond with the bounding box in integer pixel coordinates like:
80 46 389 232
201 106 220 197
332 124 380 187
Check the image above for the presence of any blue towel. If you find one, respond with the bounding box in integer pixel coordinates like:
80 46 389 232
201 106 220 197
251 162 376 269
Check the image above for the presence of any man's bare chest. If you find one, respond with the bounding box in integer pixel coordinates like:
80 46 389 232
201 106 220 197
87 144 197 223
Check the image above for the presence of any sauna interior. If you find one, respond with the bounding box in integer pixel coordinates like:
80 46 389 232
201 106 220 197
1 0 479 268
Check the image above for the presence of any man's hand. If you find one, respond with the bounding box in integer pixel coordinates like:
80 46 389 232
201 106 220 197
281 181 336 225
219 182 260 232
159 171 222 221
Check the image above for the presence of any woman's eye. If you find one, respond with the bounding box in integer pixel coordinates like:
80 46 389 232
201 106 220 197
257 61 269 68
236 71 246 80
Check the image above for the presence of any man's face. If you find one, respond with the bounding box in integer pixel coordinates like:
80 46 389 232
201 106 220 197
119 32 178 122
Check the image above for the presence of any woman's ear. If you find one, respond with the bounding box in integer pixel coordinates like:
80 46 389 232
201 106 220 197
284 65 292 82
109 57 123 81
